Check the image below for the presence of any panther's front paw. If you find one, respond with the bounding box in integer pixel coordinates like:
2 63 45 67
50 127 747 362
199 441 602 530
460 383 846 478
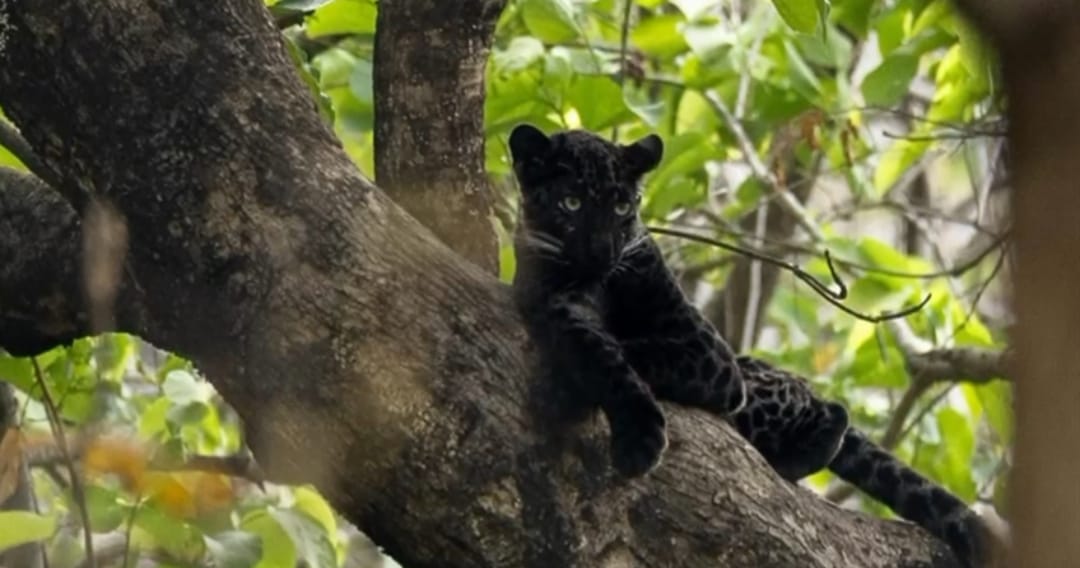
609 398 668 477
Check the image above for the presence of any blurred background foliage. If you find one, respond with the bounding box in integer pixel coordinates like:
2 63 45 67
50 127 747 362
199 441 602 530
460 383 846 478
0 0 1010 565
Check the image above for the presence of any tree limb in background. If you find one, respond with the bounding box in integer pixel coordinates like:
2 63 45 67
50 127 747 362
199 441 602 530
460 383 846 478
372 0 505 273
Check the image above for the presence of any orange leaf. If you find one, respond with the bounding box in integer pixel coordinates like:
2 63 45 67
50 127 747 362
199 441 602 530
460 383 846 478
82 436 148 492
0 428 24 503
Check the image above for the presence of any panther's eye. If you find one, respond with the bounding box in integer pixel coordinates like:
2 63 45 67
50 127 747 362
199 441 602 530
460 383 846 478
561 196 582 211
614 202 633 216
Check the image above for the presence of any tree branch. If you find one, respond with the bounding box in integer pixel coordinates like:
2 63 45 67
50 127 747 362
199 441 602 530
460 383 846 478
372 0 504 272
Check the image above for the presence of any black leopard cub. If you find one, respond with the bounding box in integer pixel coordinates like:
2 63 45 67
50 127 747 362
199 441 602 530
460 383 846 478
509 124 993 567
509 124 747 476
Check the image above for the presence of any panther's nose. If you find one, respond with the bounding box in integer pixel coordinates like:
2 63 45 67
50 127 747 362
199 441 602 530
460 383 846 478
586 239 615 268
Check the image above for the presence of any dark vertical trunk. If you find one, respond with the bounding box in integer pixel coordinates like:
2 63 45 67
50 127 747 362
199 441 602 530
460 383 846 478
373 0 505 273
952 3 1080 566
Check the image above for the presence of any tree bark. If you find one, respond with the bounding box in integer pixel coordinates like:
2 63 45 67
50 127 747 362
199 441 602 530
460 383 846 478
373 0 503 273
0 1 961 566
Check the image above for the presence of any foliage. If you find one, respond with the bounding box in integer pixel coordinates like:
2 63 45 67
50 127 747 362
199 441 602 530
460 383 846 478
0 0 1010 566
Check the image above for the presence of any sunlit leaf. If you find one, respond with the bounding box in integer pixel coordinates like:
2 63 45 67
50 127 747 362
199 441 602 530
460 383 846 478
243 509 297 568
631 14 689 59
872 137 929 194
0 511 56 551
270 508 338 568
493 36 546 73
306 0 376 37
163 370 206 406
567 75 631 131
293 486 337 537
857 237 932 273
935 406 976 500
683 21 734 60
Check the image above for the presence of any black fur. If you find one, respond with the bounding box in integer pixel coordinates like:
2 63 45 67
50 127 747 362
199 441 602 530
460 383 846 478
509 125 990 567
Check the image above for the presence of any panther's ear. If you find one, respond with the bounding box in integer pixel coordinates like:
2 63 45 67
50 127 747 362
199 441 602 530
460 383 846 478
509 124 552 163
623 134 663 176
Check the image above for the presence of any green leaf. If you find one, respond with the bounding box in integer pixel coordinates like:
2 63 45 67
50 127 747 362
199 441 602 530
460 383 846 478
306 0 376 37
162 370 205 406
270 508 337 568
857 237 931 273
499 238 517 284
292 486 337 537
936 407 976 500
833 0 874 38
140 397 172 439
167 401 209 428
131 506 205 563
872 137 928 194
845 277 908 313
771 0 823 33
623 89 665 127
348 59 374 104
0 512 56 551
631 14 689 59
875 3 909 56
493 36 546 73
242 510 296 568
206 531 263 568
861 54 918 107
520 0 581 43
683 21 734 60
643 131 717 216
847 332 907 388
83 486 128 533
977 382 1014 445
568 75 630 131
0 356 34 393
645 176 702 218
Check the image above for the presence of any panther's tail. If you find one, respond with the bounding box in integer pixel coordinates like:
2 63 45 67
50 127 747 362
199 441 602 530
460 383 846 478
828 429 993 567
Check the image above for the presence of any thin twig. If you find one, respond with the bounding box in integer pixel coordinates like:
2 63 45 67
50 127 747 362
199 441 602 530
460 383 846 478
121 497 142 568
700 90 824 242
895 384 955 442
662 220 1009 280
649 226 933 323
739 200 768 351
882 128 1007 142
31 357 95 568
949 250 1007 342
0 121 88 212
0 121 56 186
612 0 634 141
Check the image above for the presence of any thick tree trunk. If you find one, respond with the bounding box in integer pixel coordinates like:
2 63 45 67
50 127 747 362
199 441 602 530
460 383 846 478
952 3 1080 566
0 1 960 566
373 0 503 273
